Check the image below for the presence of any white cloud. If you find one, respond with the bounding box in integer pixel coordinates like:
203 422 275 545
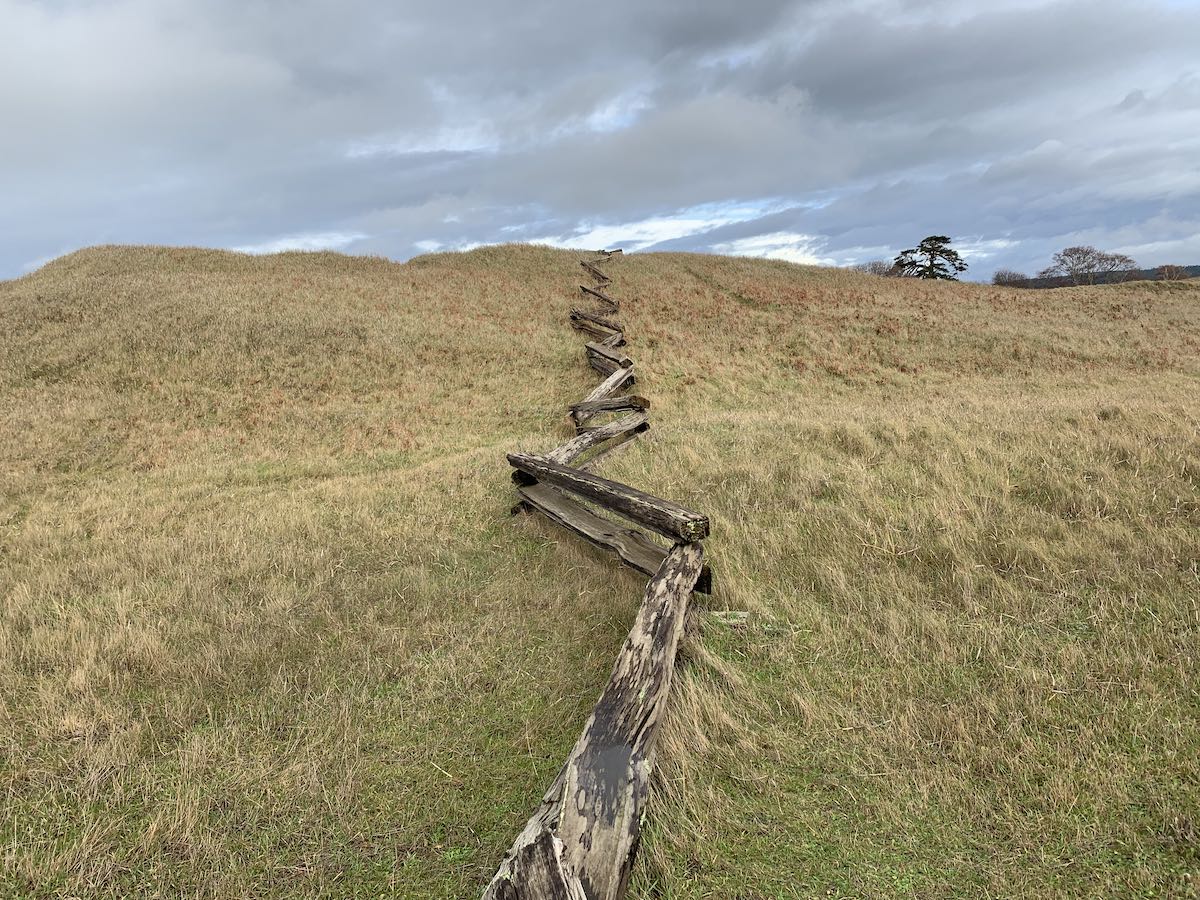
712 231 835 265
536 215 731 251
952 236 1018 259
344 126 498 160
233 231 367 254
529 200 791 251
410 238 486 256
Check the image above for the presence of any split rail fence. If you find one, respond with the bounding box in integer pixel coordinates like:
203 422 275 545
483 251 712 899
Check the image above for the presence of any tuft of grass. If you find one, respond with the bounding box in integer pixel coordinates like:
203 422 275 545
2 244 1198 897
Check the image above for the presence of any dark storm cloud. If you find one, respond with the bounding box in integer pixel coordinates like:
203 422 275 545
2 0 1197 278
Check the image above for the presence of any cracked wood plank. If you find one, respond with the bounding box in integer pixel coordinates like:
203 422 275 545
557 542 703 899
573 367 636 426
543 413 649 466
482 763 582 900
481 543 704 900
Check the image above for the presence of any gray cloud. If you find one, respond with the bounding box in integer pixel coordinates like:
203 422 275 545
1 0 1197 279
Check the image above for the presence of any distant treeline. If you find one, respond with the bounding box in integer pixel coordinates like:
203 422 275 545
853 239 1198 288
1000 265 1200 289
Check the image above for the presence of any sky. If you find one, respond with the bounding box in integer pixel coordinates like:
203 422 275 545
3 0 1199 280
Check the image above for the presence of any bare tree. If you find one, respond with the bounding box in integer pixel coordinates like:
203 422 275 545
1038 246 1102 284
1095 251 1137 282
992 269 1028 286
1038 246 1137 285
1156 264 1186 281
854 260 898 277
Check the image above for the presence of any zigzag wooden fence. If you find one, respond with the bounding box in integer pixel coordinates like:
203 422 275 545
484 251 712 899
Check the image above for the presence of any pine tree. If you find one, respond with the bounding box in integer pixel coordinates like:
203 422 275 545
893 236 968 280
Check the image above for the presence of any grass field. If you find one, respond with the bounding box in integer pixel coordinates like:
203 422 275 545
1 244 1197 898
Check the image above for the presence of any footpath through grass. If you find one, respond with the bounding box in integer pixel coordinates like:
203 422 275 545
1 245 1197 897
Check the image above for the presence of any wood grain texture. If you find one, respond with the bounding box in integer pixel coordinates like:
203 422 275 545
544 413 649 466
571 319 626 346
585 342 634 369
587 353 619 377
481 544 704 900
557 543 704 899
568 395 649 417
482 763 583 900
573 367 636 426
517 484 712 594
508 453 710 543
570 308 624 334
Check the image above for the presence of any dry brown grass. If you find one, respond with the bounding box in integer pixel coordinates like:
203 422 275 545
2 244 1197 897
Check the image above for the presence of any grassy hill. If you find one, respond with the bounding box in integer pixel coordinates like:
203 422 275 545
2 244 1197 898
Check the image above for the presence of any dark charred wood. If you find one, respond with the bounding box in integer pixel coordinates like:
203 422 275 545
481 762 580 900
519 484 665 581
586 350 629 377
507 453 710 543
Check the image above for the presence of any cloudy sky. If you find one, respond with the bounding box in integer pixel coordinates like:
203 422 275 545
3 0 1198 280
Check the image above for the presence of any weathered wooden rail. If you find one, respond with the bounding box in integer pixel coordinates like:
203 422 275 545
486 250 712 899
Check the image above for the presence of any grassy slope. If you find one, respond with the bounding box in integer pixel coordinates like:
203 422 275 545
1 245 1197 898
